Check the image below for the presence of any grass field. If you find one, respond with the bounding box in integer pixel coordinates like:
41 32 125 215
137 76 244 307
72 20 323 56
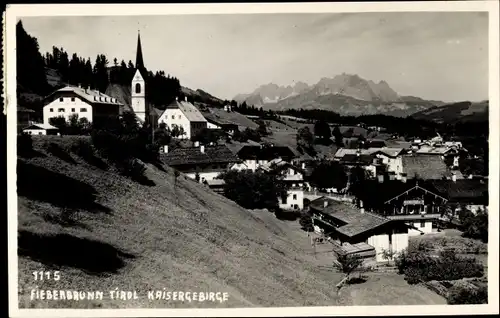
17 135 445 308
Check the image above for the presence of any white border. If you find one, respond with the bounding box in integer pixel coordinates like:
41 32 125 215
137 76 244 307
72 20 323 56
5 2 500 317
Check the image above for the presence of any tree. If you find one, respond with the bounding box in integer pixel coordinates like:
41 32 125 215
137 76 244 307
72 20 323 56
219 170 287 210
49 116 68 133
309 161 348 191
381 248 396 266
299 212 314 233
16 20 49 96
334 254 364 290
332 126 344 147
314 120 331 140
256 120 268 136
296 126 315 154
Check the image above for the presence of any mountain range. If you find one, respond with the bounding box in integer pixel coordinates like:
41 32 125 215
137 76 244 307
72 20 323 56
233 73 448 117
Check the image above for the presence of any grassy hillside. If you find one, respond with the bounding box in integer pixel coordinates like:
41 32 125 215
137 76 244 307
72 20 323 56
17 136 445 308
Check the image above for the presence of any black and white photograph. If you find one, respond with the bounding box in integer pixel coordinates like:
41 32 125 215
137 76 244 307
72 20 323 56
5 2 499 317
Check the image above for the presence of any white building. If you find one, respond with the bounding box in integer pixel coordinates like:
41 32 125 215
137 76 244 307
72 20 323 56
310 197 410 263
157 97 208 140
235 145 296 172
43 85 122 128
259 158 306 211
22 123 59 135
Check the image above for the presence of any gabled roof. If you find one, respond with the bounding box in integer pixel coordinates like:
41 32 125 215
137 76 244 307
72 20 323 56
161 145 239 166
429 179 488 205
365 139 387 148
237 145 296 160
416 146 455 155
353 179 447 207
402 155 458 180
370 147 405 158
339 154 374 165
310 197 392 238
259 158 305 175
23 123 58 130
163 100 207 122
202 108 259 129
46 86 123 106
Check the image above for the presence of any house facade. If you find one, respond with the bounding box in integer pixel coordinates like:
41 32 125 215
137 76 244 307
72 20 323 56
309 197 410 263
157 98 208 140
22 123 59 135
259 159 306 211
43 86 122 128
235 145 296 172
161 144 240 183
351 179 449 236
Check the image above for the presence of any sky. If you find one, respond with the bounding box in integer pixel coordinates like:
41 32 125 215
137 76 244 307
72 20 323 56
20 12 489 102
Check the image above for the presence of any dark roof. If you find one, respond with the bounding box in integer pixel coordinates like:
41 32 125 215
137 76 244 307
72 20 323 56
237 145 296 160
402 155 450 180
310 197 391 238
365 139 387 148
202 112 238 127
429 179 489 204
339 154 373 165
105 83 133 114
161 145 240 166
353 179 447 207
203 108 259 129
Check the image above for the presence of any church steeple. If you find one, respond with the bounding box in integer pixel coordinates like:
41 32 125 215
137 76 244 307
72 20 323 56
135 31 145 71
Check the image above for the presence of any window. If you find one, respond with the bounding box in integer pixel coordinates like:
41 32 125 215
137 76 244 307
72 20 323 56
172 115 175 119
292 194 297 200
409 221 414 227
71 97 75 102
80 108 87 112
58 108 64 112
59 97 63 102
49 108 54 112
38 132 43 135
178 115 181 119
135 83 141 94
71 108 76 112
420 220 426 228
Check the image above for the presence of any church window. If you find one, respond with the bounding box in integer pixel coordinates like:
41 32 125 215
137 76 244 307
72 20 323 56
135 83 141 94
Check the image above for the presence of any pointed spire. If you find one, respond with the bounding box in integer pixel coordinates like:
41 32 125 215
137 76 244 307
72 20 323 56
135 30 145 71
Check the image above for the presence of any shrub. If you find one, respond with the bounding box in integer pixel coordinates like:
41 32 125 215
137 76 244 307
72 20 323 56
447 284 488 304
47 142 77 164
395 247 484 284
70 139 107 170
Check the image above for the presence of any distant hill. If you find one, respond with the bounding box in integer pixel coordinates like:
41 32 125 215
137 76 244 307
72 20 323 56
234 73 445 117
411 100 489 124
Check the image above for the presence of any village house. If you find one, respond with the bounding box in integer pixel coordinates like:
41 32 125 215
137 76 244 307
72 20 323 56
429 178 489 215
414 145 461 168
309 197 411 263
157 97 208 140
259 158 306 210
160 144 240 183
232 145 296 172
402 154 464 180
22 123 59 135
42 85 122 128
351 176 449 236
202 111 238 135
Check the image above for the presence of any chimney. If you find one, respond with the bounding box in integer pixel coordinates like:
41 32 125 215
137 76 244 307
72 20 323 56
224 105 228 112
175 97 178 101
301 162 306 169
323 200 328 208
377 174 384 183
360 200 364 214
200 145 205 153
451 172 457 182
162 145 169 154
194 141 200 147
185 96 188 102
401 173 407 183
77 83 81 88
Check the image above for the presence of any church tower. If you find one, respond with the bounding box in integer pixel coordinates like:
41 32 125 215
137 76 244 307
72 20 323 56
131 31 146 122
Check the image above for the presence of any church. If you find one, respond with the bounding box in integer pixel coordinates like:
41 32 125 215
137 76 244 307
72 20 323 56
106 32 154 125
106 32 207 139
